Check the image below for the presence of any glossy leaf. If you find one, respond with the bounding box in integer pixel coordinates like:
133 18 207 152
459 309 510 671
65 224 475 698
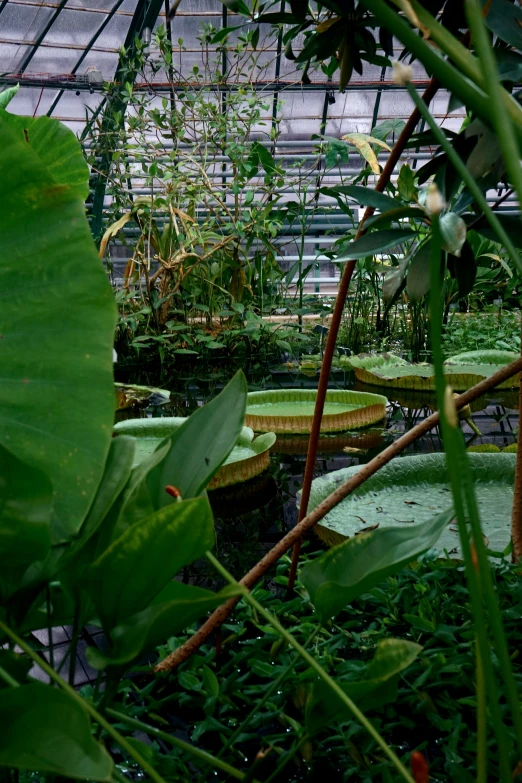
320 184 398 212
147 370 248 507
0 683 113 780
0 443 52 603
83 497 214 629
484 0 522 50
305 639 421 735
440 212 467 257
383 257 409 303
0 112 116 544
87 582 241 669
300 509 453 621
334 229 418 263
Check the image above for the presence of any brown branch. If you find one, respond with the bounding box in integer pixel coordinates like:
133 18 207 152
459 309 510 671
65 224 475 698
286 76 441 591
154 355 522 673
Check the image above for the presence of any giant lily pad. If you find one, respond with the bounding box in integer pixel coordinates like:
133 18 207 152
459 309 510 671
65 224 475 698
113 418 276 490
245 389 388 434
298 453 515 555
346 351 520 391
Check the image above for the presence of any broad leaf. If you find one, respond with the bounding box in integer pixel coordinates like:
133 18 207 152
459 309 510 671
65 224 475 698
300 508 453 620
0 683 113 780
147 370 248 507
87 582 241 669
0 112 116 544
397 163 418 202
2 110 90 201
383 257 409 303
305 639 421 735
447 241 476 298
0 443 52 603
333 229 418 263
485 0 522 50
83 496 215 629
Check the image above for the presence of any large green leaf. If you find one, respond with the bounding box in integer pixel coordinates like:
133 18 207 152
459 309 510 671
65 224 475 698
87 582 241 669
146 371 248 507
0 444 52 603
333 229 419 263
0 112 116 544
83 496 215 630
485 0 522 50
1 110 90 201
299 453 515 557
300 505 454 621
0 683 113 780
305 639 421 735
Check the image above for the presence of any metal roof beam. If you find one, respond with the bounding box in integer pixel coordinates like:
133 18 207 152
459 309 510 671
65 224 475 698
47 0 127 117
17 0 69 74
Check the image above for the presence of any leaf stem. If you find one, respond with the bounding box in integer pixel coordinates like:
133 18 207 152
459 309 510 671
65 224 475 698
205 551 416 783
106 709 256 782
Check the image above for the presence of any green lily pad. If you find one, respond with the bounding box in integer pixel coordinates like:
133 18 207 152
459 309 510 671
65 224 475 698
346 351 520 391
245 389 388 434
298 453 515 556
113 418 276 490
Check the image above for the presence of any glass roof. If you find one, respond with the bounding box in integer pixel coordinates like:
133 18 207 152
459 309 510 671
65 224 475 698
0 0 460 139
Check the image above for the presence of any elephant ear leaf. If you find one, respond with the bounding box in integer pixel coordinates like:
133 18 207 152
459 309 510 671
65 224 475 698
0 683 113 781
0 111 116 545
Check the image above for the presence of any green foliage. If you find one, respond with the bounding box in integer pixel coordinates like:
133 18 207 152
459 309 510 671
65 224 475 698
0 110 116 544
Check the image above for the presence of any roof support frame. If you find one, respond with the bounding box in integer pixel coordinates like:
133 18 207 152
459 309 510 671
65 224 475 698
17 0 69 74
46 0 128 117
89 0 164 240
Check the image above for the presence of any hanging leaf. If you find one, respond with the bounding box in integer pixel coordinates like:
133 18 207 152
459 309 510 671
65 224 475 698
333 228 419 263
383 256 409 304
0 683 113 780
447 240 476 298
397 163 418 203
339 34 355 91
341 133 392 174
99 213 133 259
440 212 467 257
406 240 432 301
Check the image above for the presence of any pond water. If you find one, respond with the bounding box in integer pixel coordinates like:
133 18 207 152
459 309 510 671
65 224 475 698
140 369 519 586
